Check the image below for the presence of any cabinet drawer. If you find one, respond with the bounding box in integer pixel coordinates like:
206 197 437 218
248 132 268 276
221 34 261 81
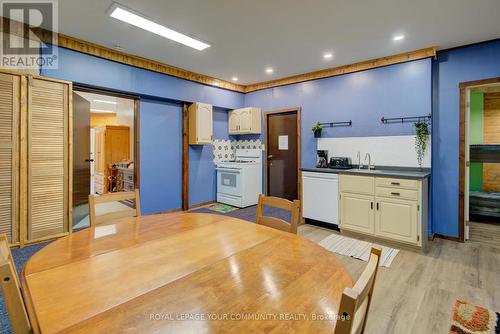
376 187 418 201
376 177 417 190
340 175 374 195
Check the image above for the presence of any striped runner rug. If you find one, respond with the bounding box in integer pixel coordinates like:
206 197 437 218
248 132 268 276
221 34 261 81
318 234 400 267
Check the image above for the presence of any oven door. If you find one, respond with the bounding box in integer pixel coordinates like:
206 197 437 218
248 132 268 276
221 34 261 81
217 167 242 197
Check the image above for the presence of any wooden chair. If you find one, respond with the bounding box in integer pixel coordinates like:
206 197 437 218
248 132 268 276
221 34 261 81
88 189 141 226
255 194 301 234
334 247 382 334
0 234 32 334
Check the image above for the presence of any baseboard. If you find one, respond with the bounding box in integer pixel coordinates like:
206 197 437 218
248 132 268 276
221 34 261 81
304 218 340 231
431 233 462 242
188 200 216 210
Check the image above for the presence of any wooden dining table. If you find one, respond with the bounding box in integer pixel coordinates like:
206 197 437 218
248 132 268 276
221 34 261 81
21 212 353 333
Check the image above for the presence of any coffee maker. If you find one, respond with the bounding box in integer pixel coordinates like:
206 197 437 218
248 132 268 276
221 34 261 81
316 150 329 168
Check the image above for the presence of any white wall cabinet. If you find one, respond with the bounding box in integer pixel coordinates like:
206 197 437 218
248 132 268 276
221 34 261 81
228 107 261 135
340 174 428 250
189 102 213 145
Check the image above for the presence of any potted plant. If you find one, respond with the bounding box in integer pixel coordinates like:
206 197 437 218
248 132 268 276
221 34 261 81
414 121 430 168
312 123 322 138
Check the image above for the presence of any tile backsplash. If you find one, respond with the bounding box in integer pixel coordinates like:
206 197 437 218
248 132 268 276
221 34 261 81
213 139 262 164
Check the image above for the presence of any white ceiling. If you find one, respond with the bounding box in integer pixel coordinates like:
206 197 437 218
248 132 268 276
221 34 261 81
76 91 134 115
59 0 500 85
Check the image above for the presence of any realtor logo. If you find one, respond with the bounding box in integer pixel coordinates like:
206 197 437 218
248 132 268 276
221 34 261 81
0 0 58 69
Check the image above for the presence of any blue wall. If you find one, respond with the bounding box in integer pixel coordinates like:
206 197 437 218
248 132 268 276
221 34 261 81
244 59 433 168
41 46 244 214
189 108 231 206
432 39 500 237
140 99 182 214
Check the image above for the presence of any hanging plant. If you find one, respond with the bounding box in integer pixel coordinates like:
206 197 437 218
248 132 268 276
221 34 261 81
414 121 430 167
312 123 322 138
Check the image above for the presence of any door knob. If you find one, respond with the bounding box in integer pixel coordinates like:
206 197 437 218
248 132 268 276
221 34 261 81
268 155 273 159
85 159 94 162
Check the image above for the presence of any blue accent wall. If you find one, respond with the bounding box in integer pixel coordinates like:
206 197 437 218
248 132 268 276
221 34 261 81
42 47 244 109
244 59 433 169
40 46 243 214
431 39 500 237
140 99 182 214
189 108 230 206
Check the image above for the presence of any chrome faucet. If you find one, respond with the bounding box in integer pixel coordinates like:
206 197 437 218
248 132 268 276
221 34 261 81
357 151 363 170
364 153 374 170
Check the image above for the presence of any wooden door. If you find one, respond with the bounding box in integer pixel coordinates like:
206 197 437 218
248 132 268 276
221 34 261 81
27 77 71 241
340 193 375 234
0 73 20 244
72 92 91 227
196 103 212 143
266 111 299 200
106 126 130 164
375 197 417 244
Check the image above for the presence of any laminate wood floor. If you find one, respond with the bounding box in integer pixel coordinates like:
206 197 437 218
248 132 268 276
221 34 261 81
469 221 500 249
298 224 500 334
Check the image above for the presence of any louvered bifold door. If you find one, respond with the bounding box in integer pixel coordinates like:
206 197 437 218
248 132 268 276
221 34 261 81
27 77 71 241
0 73 20 244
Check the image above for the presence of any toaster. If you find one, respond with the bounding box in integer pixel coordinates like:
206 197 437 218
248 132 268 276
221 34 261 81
329 157 352 169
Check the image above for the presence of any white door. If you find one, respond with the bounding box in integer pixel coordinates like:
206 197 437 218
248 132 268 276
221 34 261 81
197 103 213 143
375 197 418 244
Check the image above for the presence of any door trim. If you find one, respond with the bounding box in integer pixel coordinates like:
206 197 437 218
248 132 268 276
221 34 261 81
458 77 500 242
73 86 141 191
263 107 302 205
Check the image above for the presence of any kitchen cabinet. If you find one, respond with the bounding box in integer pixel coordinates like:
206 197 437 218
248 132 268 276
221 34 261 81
340 174 428 250
340 193 374 234
0 70 72 246
189 102 213 145
375 197 417 244
228 107 261 135
302 172 338 225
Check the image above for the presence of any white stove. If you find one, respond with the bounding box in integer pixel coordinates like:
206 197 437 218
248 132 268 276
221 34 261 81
216 149 262 208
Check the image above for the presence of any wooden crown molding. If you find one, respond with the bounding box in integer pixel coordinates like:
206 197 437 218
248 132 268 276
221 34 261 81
1 17 436 94
243 47 436 93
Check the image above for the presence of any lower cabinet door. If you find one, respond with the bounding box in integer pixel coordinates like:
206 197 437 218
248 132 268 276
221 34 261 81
340 193 374 234
375 197 418 244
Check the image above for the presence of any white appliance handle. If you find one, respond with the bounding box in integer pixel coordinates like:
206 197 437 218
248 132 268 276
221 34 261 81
217 167 241 173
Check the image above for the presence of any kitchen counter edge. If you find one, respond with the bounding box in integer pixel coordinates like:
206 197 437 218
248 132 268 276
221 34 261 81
301 167 431 179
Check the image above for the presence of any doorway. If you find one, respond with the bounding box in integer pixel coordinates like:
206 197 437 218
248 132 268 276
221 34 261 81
72 89 139 230
460 78 500 246
264 108 301 201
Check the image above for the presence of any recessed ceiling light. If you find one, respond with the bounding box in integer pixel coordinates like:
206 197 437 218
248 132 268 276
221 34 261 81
232 77 238 82
108 4 210 51
94 99 117 105
393 35 405 41
213 82 220 86
265 68 274 74
323 53 333 59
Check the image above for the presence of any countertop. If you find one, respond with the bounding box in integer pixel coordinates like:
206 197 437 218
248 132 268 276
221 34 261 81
301 166 431 179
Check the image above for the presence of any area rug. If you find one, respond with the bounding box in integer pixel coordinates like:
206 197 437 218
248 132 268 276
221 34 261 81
449 300 500 334
317 233 399 267
205 203 240 214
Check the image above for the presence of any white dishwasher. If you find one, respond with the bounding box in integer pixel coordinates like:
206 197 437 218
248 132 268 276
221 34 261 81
302 171 339 226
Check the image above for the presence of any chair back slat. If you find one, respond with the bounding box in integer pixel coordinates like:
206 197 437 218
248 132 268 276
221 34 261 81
0 234 32 334
335 247 381 334
89 189 141 226
255 195 300 234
